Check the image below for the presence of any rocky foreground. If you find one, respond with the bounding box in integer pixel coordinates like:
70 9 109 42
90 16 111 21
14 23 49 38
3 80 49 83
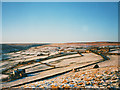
19 66 119 88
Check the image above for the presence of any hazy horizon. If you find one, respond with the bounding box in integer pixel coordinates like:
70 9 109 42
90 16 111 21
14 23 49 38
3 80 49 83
1 41 119 44
2 2 118 43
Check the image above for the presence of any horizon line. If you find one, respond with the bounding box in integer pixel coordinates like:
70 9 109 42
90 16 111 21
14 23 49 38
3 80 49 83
1 41 119 44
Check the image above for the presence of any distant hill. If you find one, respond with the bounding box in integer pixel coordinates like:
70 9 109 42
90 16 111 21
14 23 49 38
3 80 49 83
51 42 120 47
1 42 120 54
1 43 50 54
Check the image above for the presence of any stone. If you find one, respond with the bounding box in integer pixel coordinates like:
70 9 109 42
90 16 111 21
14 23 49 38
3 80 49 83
78 82 83 85
111 76 117 80
93 64 99 68
86 82 91 85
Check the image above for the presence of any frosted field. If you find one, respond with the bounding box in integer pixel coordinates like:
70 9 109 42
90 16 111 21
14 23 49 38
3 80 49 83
19 66 119 88
49 53 103 67
18 55 120 88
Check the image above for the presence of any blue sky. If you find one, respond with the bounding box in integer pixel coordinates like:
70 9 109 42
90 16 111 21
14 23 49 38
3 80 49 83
2 2 118 43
